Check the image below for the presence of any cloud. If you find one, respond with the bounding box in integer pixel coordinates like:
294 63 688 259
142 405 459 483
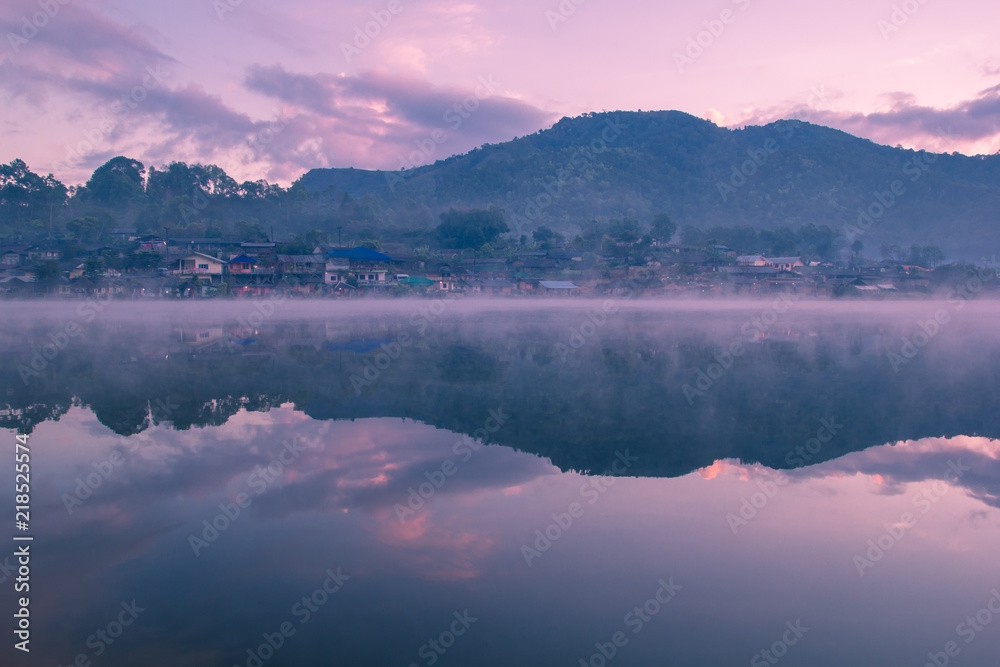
242 65 555 173
0 2 174 71
2 13 554 185
735 86 1000 154
787 436 1000 509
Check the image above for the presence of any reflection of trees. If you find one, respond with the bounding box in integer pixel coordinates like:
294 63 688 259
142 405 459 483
3 313 1000 478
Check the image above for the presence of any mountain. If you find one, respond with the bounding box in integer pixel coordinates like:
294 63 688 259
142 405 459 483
300 110 1000 258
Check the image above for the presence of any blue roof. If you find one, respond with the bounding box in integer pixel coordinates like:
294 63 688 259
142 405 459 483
228 254 257 264
325 246 393 261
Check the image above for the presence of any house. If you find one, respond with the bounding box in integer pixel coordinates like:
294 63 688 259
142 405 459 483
177 252 226 284
324 247 395 286
737 254 767 266
539 280 580 292
225 254 276 291
109 228 138 241
397 276 436 289
226 254 258 275
466 278 515 295
278 254 325 276
764 256 804 271
1 247 28 266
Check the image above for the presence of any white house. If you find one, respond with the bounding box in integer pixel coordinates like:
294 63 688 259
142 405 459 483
177 252 226 283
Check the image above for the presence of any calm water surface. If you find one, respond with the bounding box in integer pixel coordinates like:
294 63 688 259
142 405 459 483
1 300 998 666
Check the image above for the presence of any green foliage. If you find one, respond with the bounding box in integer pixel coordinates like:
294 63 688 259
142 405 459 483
436 208 509 248
31 259 61 284
532 225 562 244
84 156 145 204
651 213 677 243
300 110 1000 258
84 255 106 280
907 244 945 268
5 110 1000 259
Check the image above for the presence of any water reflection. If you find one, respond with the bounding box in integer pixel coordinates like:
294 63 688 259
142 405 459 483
4 300 1000 479
3 403 998 666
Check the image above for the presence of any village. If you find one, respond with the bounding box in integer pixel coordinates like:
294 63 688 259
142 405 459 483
0 230 980 299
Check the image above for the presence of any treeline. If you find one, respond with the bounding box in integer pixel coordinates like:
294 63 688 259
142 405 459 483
0 154 947 266
0 156 433 248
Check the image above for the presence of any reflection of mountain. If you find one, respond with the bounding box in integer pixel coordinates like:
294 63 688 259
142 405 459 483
4 303 1000 477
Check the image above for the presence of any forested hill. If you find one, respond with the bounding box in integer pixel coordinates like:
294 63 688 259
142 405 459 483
301 110 1000 258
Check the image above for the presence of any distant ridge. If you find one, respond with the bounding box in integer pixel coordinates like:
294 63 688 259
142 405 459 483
300 110 1000 258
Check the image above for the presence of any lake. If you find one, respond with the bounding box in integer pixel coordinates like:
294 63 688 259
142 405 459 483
2 299 999 666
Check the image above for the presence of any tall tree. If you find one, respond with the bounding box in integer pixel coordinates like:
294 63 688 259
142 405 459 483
84 156 146 204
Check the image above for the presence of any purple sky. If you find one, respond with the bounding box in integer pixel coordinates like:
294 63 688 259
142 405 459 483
2 0 999 185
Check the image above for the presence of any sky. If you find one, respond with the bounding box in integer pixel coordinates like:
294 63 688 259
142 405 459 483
1 0 999 186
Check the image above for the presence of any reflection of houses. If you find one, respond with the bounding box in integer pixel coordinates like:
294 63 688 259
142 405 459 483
324 247 395 286
177 252 225 284
175 326 225 346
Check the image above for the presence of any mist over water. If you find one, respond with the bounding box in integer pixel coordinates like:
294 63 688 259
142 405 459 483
2 299 999 666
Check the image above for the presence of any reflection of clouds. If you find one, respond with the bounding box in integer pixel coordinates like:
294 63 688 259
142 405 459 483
702 436 1000 509
367 507 497 581
33 407 554 584
697 460 750 481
